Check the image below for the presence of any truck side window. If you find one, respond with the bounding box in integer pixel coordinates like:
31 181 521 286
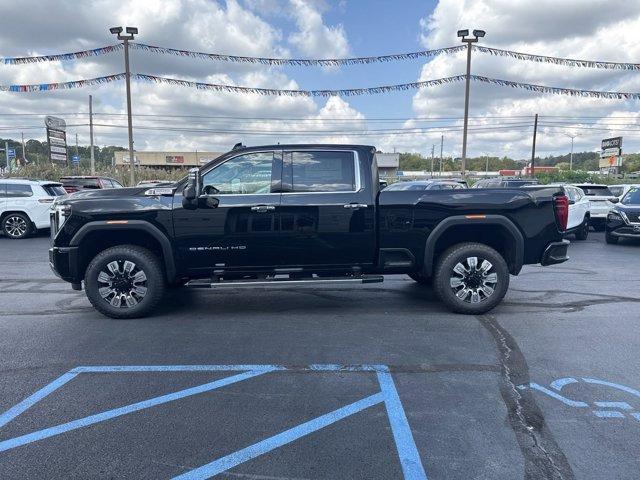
202 152 274 195
290 151 356 192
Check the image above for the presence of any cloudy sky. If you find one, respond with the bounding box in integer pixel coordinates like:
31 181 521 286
1 0 640 159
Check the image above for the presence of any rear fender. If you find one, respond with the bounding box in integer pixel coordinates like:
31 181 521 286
422 215 524 276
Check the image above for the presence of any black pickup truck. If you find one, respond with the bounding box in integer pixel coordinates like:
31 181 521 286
49 144 569 319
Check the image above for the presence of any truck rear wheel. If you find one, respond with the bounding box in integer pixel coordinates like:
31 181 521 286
433 242 509 315
84 245 166 319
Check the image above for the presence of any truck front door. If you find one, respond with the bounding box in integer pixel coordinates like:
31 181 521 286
278 149 376 269
173 150 282 274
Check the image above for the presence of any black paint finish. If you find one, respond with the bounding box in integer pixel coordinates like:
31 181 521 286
50 144 567 285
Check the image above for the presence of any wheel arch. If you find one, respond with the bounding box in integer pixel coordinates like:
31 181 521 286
69 220 176 282
422 215 524 277
1 210 32 223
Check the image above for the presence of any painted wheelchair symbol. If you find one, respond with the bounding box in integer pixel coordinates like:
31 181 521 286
519 377 640 422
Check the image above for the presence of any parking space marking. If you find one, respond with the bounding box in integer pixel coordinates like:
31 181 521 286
0 364 427 479
0 371 79 429
519 376 640 422
173 393 386 480
0 370 271 453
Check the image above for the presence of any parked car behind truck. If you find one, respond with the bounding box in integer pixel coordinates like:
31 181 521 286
50 144 569 319
1 179 66 239
572 184 618 231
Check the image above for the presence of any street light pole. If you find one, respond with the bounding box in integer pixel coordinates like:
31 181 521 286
564 133 579 171
110 26 138 186
457 29 485 178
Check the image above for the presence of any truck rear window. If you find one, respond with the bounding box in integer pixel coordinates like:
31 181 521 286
291 151 356 192
61 178 101 188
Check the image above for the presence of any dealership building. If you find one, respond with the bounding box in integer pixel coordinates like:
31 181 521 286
114 151 223 168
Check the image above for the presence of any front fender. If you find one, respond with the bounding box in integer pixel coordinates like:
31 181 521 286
69 220 176 281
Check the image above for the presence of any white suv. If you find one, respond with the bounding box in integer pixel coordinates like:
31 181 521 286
1 179 66 239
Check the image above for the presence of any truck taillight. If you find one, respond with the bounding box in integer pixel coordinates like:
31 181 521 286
554 194 569 231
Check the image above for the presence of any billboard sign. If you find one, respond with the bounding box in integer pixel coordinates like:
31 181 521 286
45 116 67 165
601 137 622 150
600 137 622 171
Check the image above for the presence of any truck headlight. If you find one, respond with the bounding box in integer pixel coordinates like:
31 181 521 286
51 203 72 234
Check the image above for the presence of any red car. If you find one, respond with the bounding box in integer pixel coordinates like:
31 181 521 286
59 176 124 193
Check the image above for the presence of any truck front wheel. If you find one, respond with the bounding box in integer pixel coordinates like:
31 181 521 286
84 245 166 319
433 242 509 315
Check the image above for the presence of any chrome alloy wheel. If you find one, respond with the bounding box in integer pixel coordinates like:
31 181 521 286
449 256 498 304
97 260 148 308
4 215 28 238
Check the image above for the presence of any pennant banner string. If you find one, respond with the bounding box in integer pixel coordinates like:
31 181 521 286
133 73 467 96
3 42 640 71
0 74 126 92
1 45 123 65
129 43 465 66
470 75 640 100
2 72 640 101
474 45 640 70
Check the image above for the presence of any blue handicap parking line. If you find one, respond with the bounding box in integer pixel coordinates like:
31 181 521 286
0 364 427 479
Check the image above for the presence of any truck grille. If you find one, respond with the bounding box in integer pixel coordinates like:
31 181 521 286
627 212 640 223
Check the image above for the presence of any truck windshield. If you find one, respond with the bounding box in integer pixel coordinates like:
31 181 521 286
621 187 640 205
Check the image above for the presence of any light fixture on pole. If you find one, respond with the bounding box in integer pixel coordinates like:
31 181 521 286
564 132 580 171
110 26 138 186
458 28 485 178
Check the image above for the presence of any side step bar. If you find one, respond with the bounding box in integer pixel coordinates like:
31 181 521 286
186 275 384 289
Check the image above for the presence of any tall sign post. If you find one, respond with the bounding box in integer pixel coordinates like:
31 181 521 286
600 137 622 175
45 116 68 166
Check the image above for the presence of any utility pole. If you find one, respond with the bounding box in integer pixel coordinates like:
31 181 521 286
21 132 27 164
89 95 95 174
75 133 80 174
531 113 538 177
3 141 9 175
457 29 486 178
430 144 435 178
110 26 138 186
439 134 444 176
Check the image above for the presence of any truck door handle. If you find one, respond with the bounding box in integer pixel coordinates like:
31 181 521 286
251 205 276 212
343 203 368 209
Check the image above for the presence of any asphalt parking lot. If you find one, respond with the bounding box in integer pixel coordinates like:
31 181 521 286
1 231 639 479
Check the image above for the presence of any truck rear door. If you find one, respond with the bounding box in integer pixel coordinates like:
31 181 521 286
278 149 375 268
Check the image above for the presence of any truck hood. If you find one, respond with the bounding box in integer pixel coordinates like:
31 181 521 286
58 187 152 204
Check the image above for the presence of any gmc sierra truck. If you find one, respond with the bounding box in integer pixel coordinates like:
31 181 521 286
49 144 570 319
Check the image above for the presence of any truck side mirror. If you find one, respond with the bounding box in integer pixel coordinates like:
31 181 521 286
182 168 201 208
610 197 620 204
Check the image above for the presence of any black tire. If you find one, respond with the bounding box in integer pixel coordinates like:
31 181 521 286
433 242 509 315
605 232 619 244
574 217 589 241
2 213 31 239
408 272 432 285
84 245 166 319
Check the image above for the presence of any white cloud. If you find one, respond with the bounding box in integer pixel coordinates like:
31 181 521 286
409 0 640 159
288 0 350 59
0 0 363 152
